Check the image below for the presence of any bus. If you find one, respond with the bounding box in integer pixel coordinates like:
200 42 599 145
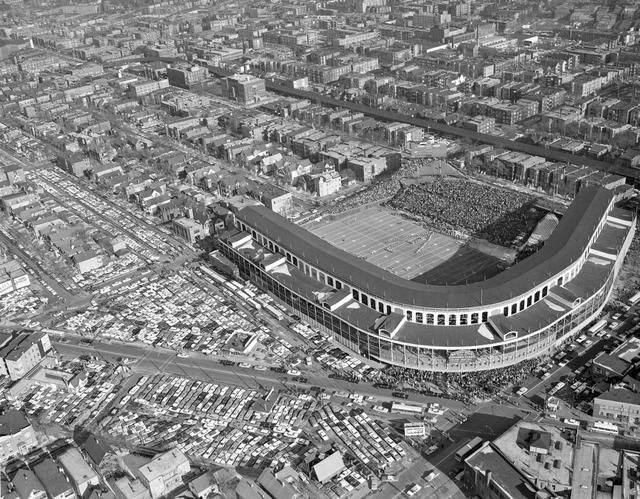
588 319 608 335
629 290 640 305
390 401 423 415
264 304 284 321
588 421 619 435
455 436 483 462
246 298 262 311
199 265 227 284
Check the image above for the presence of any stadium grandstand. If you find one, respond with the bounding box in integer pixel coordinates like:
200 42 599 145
217 186 636 372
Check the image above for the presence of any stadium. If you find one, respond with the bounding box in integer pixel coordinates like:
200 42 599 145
218 185 636 372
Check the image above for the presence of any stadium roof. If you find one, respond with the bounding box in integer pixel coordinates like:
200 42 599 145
236 186 615 309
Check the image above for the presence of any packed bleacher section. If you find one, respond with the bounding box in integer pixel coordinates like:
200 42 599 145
387 178 541 247
324 160 419 215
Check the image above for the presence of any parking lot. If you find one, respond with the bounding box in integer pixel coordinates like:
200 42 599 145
90 369 420 496
50 269 299 362
8 357 122 429
34 166 180 262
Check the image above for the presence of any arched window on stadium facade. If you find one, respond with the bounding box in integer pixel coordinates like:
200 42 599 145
236 206 615 329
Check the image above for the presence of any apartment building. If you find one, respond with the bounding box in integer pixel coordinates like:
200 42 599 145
0 410 37 462
593 388 640 426
134 449 190 498
0 331 52 381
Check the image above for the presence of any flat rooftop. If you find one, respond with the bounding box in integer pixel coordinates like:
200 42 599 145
492 422 573 491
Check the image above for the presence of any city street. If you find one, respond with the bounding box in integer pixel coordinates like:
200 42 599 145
52 339 469 410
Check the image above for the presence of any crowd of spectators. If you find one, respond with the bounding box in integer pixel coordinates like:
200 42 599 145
324 159 420 215
611 224 640 305
376 358 540 403
387 178 541 248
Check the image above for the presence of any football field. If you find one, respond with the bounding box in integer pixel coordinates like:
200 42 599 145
309 207 502 284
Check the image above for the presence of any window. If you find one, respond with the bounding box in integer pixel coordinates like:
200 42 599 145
327 276 334 287
557 276 563 286
370 298 376 309
460 314 468 325
352 289 359 300
511 303 517 314
503 306 509 316
437 314 446 325
471 313 479 324
378 302 384 313
527 296 532 307
449 315 457 325
292 256 298 266
361 294 368 305
406 310 413 321
426 314 434 324
481 312 488 322
335 280 342 289
542 286 548 297
386 305 391 315
416 312 423 323
519 300 525 311
534 290 540 301
286 253 292 262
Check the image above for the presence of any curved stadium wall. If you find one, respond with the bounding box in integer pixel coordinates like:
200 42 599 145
218 186 636 372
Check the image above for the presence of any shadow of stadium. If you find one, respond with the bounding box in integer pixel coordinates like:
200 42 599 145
410 244 504 285
424 413 521 477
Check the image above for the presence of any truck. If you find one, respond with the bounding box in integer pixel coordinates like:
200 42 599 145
455 436 483 462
